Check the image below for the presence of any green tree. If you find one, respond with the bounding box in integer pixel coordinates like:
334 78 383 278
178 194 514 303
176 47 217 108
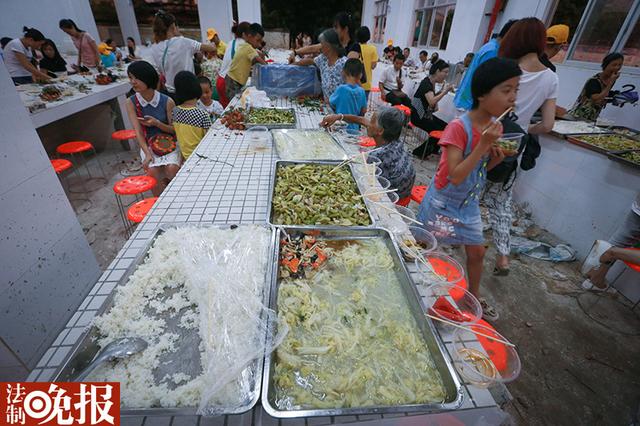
262 0 363 42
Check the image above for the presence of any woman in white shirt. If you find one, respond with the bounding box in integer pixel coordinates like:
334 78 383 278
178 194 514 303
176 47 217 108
150 10 217 95
126 37 141 61
483 18 558 276
3 27 51 84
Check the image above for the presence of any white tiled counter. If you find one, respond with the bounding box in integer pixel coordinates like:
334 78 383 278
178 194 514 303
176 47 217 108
18 77 132 129
27 98 507 425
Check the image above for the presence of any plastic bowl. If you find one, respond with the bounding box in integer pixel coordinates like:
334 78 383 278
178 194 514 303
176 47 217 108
386 191 400 204
384 205 416 235
366 154 382 166
362 187 398 204
399 226 437 261
339 128 363 145
247 126 270 146
495 133 523 155
392 205 417 224
414 252 465 286
452 324 521 388
353 163 382 177
358 175 390 191
424 283 482 327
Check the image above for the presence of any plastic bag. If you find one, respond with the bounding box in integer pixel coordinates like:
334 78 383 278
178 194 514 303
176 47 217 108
581 239 613 275
176 225 287 415
252 64 321 97
511 236 576 262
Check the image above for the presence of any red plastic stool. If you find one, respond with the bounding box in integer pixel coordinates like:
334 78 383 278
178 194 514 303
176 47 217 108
112 129 137 141
113 175 157 237
623 248 640 273
51 159 72 174
430 130 444 139
396 197 411 207
127 197 158 223
112 130 142 176
419 130 445 160
411 185 428 204
359 136 377 147
371 87 380 93
56 141 106 190
393 104 411 117
51 159 73 192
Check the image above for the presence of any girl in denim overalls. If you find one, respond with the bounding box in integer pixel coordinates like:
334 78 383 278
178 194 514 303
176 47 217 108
417 57 522 321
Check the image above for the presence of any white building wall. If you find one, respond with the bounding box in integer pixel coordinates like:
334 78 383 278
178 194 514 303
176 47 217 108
198 0 234 43
0 0 100 56
0 63 100 369
113 0 141 45
238 0 262 24
364 0 494 65
362 0 639 127
444 0 493 62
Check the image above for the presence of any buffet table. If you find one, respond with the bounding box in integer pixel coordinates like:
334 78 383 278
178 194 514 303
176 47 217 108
18 74 132 129
26 97 506 424
16 71 132 156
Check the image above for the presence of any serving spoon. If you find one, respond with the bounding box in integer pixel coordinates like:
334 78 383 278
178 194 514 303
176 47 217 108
74 337 148 381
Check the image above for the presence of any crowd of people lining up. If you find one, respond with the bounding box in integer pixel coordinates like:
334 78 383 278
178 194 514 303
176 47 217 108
1 12 635 318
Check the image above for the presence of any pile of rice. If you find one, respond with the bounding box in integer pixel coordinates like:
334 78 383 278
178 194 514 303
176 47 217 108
89 225 274 411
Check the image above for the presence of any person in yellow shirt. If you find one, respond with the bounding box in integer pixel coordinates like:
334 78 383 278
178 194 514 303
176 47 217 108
356 26 378 99
207 28 227 58
225 23 267 100
172 71 212 160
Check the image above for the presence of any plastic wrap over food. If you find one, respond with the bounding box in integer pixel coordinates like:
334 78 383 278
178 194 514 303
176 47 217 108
177 226 288 415
253 64 321 97
89 225 286 415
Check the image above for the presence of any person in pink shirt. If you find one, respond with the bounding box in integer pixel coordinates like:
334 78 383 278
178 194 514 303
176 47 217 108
59 19 100 70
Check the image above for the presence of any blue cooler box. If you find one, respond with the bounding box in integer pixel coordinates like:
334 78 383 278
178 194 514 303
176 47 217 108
253 64 321 97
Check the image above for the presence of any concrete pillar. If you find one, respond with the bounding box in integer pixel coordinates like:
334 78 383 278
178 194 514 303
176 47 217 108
238 0 262 24
113 0 141 45
0 63 100 370
198 0 234 43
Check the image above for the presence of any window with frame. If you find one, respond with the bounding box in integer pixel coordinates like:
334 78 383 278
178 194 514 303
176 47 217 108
372 0 389 44
561 0 640 67
546 0 590 63
411 0 456 50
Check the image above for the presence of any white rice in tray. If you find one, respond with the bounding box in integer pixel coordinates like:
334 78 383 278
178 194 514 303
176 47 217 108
88 225 276 412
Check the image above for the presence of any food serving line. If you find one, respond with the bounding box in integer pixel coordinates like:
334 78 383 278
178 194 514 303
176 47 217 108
26 96 511 424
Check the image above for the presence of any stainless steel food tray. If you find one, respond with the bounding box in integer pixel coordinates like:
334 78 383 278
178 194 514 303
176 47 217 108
261 227 464 418
245 107 297 129
609 125 640 142
565 134 615 155
53 223 277 416
267 160 375 228
606 151 640 170
271 129 348 161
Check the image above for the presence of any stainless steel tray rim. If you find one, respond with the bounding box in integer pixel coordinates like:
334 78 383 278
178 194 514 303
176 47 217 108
53 223 277 416
245 107 297 129
267 160 377 228
261 226 464 418
271 129 348 162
